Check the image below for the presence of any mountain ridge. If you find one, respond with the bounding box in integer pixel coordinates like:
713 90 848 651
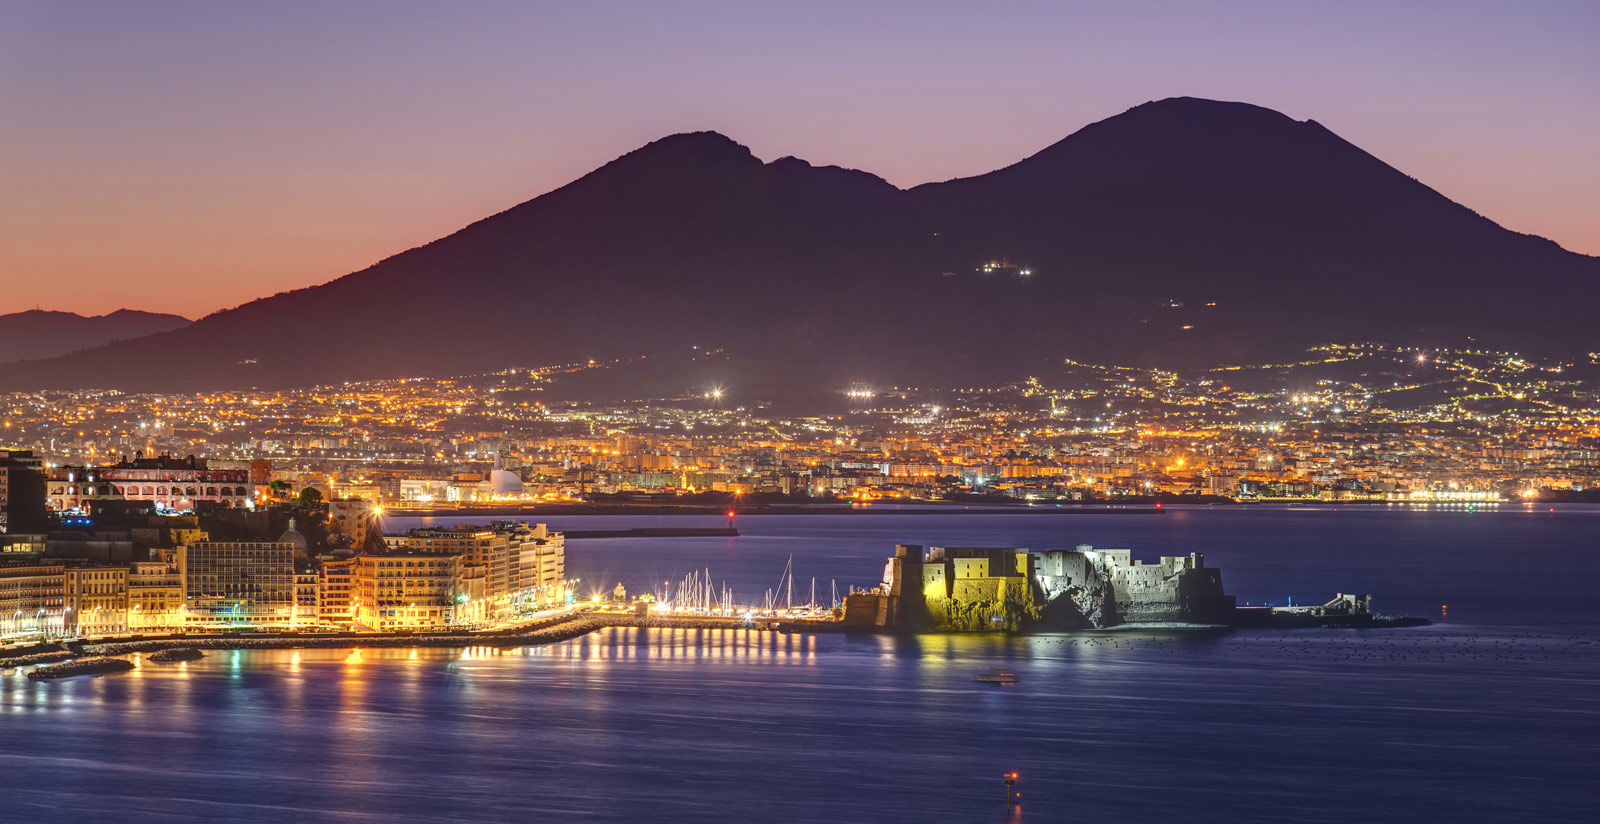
0 309 191 365
0 97 1593 395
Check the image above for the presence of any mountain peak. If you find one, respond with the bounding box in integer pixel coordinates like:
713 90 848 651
614 130 758 168
2 97 1593 392
1126 96 1297 123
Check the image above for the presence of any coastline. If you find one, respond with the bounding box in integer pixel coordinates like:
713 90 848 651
385 503 1166 517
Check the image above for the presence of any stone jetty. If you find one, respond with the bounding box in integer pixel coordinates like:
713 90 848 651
27 657 134 679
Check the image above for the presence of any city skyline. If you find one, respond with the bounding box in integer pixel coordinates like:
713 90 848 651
3 0 1598 317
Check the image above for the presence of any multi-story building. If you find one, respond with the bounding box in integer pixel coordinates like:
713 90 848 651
0 562 65 636
391 527 511 613
389 522 567 616
293 563 319 627
177 540 295 628
454 563 490 626
512 523 566 607
128 560 184 630
327 498 382 548
352 551 460 631
64 565 129 636
0 449 47 534
317 558 356 629
46 454 251 513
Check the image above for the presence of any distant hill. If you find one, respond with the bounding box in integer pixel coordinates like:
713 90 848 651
0 96 1594 396
0 309 190 364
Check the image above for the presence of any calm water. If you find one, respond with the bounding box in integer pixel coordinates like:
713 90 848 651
3 505 1598 822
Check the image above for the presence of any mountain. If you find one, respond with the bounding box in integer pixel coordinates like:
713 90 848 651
0 309 190 364
0 97 1594 396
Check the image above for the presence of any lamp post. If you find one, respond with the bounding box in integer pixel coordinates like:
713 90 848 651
1003 771 1020 808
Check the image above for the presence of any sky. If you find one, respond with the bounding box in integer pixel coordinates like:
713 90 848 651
2 0 1597 319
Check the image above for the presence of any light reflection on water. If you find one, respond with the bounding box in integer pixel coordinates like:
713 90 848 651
4 509 1600 823
0 625 1597 823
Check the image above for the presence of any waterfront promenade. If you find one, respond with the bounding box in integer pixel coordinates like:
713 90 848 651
1 609 783 671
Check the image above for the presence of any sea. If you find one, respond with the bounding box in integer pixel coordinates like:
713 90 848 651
2 504 1597 823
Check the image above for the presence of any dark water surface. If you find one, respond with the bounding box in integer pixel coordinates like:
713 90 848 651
4 505 1598 822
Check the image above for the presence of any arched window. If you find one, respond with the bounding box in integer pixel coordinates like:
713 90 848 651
206 487 217 496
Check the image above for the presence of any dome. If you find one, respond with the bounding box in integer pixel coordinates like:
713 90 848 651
278 517 308 550
488 469 525 496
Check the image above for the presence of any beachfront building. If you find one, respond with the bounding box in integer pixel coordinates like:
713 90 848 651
317 558 356 630
64 565 129 635
352 551 461 631
388 522 566 619
0 562 65 637
128 560 184 630
177 541 295 629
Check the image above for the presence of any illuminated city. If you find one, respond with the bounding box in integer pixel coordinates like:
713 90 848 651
5 343 1597 522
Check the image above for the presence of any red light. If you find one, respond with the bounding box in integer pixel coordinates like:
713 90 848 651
727 510 736 518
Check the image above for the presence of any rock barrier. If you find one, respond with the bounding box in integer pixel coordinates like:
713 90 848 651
0 649 76 668
147 647 206 662
27 657 134 679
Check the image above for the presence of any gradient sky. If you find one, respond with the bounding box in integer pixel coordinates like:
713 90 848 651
2 0 1597 319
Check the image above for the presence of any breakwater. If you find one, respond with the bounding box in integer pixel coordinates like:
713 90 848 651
2 650 77 668
564 527 739 539
27 657 134 679
147 648 206 662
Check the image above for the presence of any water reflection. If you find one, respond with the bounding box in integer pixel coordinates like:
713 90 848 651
535 627 820 664
4 503 1600 822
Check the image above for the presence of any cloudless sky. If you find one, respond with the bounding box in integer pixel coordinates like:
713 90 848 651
2 0 1597 318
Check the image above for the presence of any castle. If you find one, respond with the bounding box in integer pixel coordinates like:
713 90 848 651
843 544 1236 631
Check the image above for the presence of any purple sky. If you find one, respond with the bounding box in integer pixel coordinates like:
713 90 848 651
2 0 1597 318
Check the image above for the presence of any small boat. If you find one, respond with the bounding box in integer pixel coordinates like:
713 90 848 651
974 668 1017 684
